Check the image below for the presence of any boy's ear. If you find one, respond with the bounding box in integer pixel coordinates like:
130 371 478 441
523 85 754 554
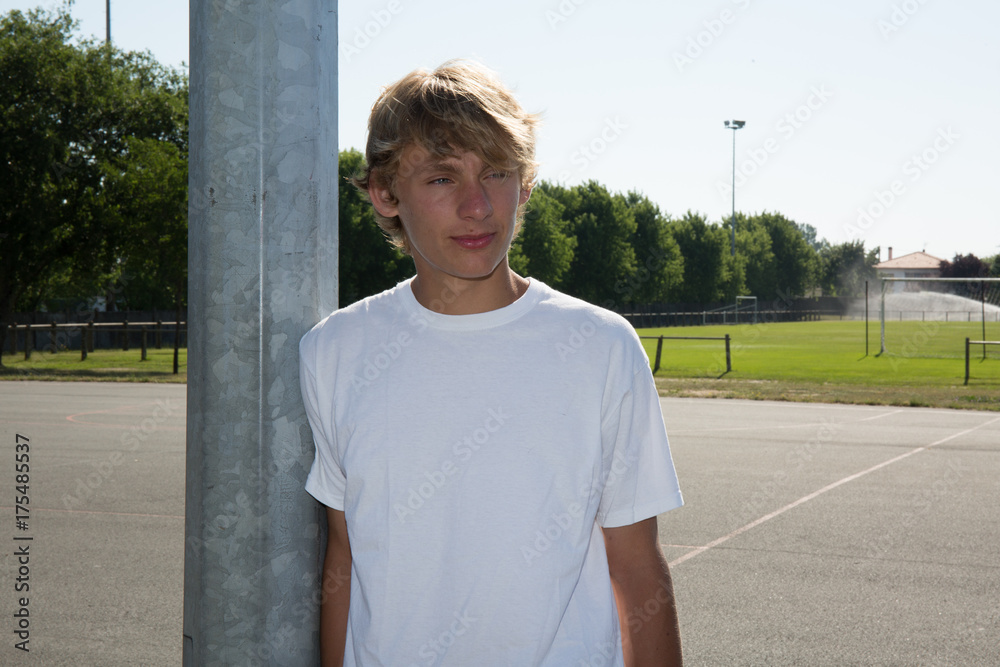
368 172 399 218
519 183 532 207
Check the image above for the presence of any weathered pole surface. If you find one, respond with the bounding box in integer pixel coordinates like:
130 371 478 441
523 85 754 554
184 2 338 665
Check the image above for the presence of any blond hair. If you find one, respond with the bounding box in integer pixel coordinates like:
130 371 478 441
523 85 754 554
351 60 540 253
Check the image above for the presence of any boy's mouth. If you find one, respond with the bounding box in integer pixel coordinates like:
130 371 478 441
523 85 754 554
452 233 495 250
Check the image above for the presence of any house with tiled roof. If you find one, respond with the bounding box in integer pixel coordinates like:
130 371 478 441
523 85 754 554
874 248 944 292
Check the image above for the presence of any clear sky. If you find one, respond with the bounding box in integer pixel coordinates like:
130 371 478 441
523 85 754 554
5 0 998 261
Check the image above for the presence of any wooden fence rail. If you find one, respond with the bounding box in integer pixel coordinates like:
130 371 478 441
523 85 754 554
965 338 1000 385
1 321 186 371
639 334 732 375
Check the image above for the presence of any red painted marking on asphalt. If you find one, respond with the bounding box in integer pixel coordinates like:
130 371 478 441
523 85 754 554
668 415 1000 568
65 401 184 430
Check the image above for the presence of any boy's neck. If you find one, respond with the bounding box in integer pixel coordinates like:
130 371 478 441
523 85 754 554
410 266 529 315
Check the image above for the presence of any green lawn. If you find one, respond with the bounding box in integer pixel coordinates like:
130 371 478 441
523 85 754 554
2 321 998 410
0 348 186 383
638 321 1000 410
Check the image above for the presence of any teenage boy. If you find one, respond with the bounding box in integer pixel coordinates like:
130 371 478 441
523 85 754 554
301 60 684 666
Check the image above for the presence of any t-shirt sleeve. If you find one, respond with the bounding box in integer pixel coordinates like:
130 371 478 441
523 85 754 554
596 360 683 528
300 330 347 510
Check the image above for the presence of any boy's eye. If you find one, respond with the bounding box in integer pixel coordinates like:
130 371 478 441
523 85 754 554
488 171 509 180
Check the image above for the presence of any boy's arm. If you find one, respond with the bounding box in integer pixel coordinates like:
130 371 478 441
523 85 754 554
321 507 352 667
603 517 682 666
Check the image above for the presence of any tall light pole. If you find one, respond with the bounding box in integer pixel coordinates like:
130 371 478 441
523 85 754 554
724 119 745 257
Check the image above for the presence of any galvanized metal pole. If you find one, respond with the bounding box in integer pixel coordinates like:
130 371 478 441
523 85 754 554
184 2 338 665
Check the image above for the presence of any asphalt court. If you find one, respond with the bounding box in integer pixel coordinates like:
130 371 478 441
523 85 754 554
0 382 997 665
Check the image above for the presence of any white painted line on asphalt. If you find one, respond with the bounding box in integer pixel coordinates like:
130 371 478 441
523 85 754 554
670 421 835 435
858 409 905 422
0 505 183 520
667 415 1000 568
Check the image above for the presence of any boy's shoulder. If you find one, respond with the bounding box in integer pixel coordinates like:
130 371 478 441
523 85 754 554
300 280 411 351
533 283 638 337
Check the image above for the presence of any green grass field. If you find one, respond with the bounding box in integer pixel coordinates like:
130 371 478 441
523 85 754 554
2 321 998 410
637 320 1000 411
0 348 186 383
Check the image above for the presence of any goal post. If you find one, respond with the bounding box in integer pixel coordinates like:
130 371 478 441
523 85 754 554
878 276 1000 357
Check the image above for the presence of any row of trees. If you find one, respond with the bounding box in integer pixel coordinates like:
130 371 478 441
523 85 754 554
4 7 997 334
340 147 895 309
1 6 188 333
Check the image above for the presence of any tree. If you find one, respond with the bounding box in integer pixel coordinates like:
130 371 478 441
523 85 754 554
754 212 818 299
818 241 879 297
728 213 773 301
618 192 684 304
555 181 637 306
508 185 576 289
939 253 991 279
0 6 188 349
102 136 188 311
988 254 1000 278
795 221 827 252
668 212 730 304
337 149 412 306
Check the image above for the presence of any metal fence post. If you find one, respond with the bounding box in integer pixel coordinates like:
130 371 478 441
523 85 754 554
725 334 732 373
653 336 664 374
24 324 30 361
964 337 970 385
122 320 129 351
141 327 148 361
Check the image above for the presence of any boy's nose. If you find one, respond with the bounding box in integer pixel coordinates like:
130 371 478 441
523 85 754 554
457 181 493 221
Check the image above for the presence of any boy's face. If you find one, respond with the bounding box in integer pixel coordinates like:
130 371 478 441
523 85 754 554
370 144 531 288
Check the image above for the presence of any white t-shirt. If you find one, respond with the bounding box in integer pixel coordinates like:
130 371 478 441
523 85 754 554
302 278 682 666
